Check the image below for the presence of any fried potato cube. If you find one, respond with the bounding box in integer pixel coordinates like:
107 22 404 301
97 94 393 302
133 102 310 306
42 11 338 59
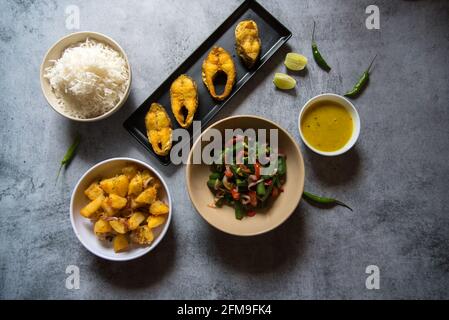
147 215 166 229
128 173 143 196
149 200 169 215
109 219 128 234
141 169 153 184
135 186 157 205
94 218 112 235
108 194 127 210
101 197 117 217
128 212 146 230
80 195 105 218
89 211 103 222
84 182 104 201
129 196 143 210
130 226 154 245
100 175 129 197
113 234 129 252
122 165 139 180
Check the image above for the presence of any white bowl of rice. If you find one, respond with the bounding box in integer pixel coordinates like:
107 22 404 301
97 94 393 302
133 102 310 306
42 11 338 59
41 31 131 122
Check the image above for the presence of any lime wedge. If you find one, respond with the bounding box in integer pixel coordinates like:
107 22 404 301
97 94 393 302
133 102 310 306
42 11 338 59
273 73 296 90
284 53 308 71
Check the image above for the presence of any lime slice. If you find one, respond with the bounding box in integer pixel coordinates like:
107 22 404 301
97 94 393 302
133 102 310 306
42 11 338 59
284 53 308 71
273 73 296 90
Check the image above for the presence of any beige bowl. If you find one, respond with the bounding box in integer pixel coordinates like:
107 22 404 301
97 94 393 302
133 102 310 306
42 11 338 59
186 115 305 236
70 158 172 261
40 31 132 122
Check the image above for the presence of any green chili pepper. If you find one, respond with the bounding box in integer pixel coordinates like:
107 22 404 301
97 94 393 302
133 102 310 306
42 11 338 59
312 21 331 72
56 134 81 181
344 54 377 98
303 191 352 211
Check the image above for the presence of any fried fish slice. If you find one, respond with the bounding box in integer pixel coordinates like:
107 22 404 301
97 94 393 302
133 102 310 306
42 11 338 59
145 103 172 156
235 20 261 68
202 46 236 101
170 74 198 128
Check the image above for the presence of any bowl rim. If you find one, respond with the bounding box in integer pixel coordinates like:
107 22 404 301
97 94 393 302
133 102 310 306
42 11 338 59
185 114 305 236
40 31 132 122
298 93 361 156
70 157 172 261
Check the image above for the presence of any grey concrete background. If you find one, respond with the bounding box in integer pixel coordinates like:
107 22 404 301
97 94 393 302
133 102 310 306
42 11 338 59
1 0 448 299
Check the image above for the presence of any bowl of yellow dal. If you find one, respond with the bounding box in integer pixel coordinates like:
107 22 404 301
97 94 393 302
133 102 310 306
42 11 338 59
299 93 360 156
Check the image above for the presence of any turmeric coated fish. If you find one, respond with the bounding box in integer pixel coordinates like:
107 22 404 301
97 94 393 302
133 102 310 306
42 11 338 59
235 20 261 68
202 47 236 101
145 103 172 156
170 74 198 128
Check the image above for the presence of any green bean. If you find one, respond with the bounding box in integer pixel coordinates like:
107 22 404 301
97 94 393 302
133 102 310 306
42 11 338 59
209 172 221 180
212 163 224 173
207 179 218 189
312 21 331 72
277 156 286 176
230 165 240 177
235 202 245 220
56 134 80 181
344 54 377 98
256 182 266 196
215 198 224 207
224 193 233 204
236 179 248 192
260 182 274 202
303 191 352 211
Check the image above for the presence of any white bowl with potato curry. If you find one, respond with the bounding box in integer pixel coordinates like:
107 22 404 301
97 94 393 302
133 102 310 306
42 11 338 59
70 158 172 261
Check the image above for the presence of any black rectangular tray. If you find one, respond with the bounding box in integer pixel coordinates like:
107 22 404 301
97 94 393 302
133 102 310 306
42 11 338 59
123 0 292 165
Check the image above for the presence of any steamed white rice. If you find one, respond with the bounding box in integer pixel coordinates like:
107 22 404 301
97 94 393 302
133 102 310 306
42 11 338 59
44 38 129 119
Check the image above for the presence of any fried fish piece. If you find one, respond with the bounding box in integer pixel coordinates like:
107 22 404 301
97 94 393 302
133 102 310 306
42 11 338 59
202 46 236 101
145 103 172 156
235 20 261 68
170 74 198 128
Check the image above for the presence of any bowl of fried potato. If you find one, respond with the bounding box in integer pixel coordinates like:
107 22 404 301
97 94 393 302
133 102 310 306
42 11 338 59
70 157 172 261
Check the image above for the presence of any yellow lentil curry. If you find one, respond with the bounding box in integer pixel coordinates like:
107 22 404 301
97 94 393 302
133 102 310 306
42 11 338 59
301 101 353 152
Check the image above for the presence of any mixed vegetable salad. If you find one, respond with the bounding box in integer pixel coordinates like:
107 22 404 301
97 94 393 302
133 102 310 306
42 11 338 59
207 135 286 219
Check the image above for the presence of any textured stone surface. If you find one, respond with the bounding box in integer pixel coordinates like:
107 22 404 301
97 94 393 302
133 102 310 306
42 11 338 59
1 0 448 299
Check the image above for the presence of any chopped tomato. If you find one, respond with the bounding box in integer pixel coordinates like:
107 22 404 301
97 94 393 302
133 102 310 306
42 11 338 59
225 166 233 177
231 187 240 200
272 187 279 198
254 162 261 179
249 191 257 207
247 210 256 217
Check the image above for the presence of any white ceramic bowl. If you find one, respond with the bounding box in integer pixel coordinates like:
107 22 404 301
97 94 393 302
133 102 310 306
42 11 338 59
70 158 172 261
298 93 361 156
40 31 132 122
